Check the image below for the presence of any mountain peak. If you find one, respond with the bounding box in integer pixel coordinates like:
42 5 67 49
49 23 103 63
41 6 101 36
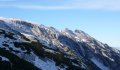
0 17 23 21
0 17 120 70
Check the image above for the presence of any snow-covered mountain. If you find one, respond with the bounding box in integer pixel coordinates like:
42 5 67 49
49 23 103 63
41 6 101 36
0 17 120 70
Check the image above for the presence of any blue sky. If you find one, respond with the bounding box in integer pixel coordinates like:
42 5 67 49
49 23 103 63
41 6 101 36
0 0 120 49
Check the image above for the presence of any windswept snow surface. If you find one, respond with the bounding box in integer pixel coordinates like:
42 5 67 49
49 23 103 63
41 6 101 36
91 57 109 70
34 57 58 70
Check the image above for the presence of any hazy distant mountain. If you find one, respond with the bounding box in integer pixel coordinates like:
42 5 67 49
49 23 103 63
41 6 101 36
0 17 120 70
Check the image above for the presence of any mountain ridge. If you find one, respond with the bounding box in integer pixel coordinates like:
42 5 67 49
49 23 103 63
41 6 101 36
0 17 120 70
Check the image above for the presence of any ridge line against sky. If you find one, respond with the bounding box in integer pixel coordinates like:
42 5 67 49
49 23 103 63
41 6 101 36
0 0 120 49
0 0 120 11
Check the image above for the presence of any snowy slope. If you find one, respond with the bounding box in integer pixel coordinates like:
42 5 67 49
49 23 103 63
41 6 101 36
0 17 120 70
